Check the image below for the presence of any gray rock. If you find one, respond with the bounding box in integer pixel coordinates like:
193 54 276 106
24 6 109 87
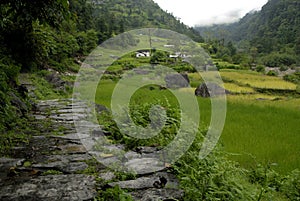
165 73 190 89
33 160 88 174
109 172 180 190
57 144 87 154
99 172 116 181
45 73 69 91
125 158 166 175
195 82 229 97
8 92 28 114
109 177 156 189
0 158 25 179
0 174 96 201
65 162 88 173
131 188 184 201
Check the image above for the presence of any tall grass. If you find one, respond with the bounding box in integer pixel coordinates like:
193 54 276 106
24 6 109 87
91 73 300 173
220 101 300 173
220 70 297 90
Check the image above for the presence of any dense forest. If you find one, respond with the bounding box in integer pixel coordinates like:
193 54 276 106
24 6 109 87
196 0 300 68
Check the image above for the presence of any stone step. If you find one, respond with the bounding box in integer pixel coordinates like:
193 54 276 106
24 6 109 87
0 175 96 201
0 99 184 200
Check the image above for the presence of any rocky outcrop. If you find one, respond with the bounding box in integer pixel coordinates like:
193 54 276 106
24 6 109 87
195 82 229 97
165 73 190 89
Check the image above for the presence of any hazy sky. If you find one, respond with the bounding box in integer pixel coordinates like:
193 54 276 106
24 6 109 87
153 0 268 26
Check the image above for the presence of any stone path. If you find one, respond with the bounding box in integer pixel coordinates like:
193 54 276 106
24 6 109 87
0 99 183 200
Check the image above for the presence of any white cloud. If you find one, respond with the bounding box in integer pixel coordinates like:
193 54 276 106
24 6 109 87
153 0 268 26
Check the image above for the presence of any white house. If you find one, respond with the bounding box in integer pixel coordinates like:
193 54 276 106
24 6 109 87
136 50 150 58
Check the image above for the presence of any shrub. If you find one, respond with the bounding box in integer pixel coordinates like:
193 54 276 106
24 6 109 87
279 66 288 71
281 170 300 200
97 186 133 201
283 72 300 84
256 65 265 73
267 70 278 76
262 53 297 67
296 84 300 94
174 143 258 200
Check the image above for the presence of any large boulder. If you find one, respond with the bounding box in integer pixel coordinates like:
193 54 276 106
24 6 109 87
195 82 229 97
45 72 71 92
8 92 29 114
165 73 190 89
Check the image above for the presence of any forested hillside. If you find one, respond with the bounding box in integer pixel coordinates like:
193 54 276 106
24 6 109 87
196 0 300 67
90 0 203 42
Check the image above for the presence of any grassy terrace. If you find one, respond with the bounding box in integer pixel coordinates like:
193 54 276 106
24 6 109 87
75 68 300 173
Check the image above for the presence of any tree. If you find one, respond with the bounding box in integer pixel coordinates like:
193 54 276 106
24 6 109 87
0 0 69 70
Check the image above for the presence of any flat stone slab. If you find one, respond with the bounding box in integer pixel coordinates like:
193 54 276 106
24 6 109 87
99 172 116 181
0 158 25 180
109 172 179 190
57 144 87 154
51 133 91 140
0 174 96 201
125 158 166 175
33 161 88 174
131 188 184 201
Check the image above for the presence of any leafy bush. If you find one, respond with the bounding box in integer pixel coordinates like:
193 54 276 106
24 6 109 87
0 63 30 154
98 101 181 149
174 138 258 200
296 84 300 94
281 169 300 200
279 66 288 71
262 53 297 67
96 186 133 201
267 70 278 76
256 65 265 73
150 50 167 64
283 72 300 84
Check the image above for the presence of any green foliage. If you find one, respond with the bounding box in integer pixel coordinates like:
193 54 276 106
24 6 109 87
283 72 300 84
150 50 168 64
30 73 70 100
281 169 300 200
76 29 98 55
267 70 278 76
256 65 265 73
96 186 133 201
174 136 257 200
215 61 242 70
248 164 281 190
0 0 69 69
0 61 31 154
92 0 203 43
262 52 297 67
197 0 300 67
296 84 300 94
0 55 21 81
98 100 181 149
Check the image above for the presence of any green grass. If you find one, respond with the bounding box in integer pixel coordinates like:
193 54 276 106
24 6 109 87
220 100 300 173
223 83 255 94
70 52 300 199
75 50 300 174
29 73 71 100
92 76 300 174
220 69 297 90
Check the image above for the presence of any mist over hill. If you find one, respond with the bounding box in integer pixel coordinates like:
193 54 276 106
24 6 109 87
195 0 300 66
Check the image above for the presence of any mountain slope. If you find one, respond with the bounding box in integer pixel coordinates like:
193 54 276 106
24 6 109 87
195 0 300 55
92 0 204 42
